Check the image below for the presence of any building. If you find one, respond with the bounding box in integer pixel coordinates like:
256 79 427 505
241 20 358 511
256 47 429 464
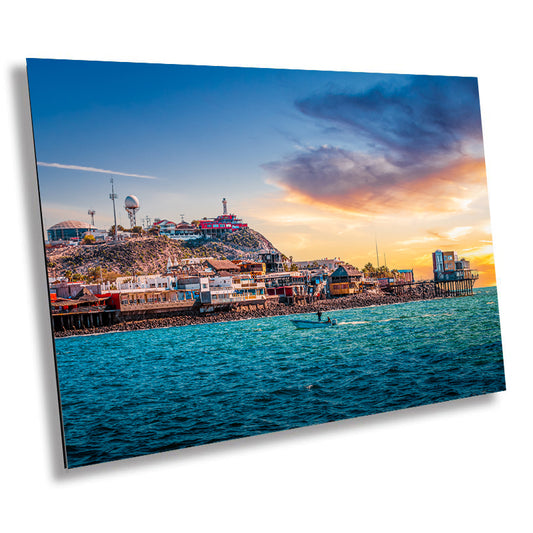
259 271 308 302
234 261 266 277
432 250 478 281
152 219 201 240
197 198 248 237
107 288 198 315
394 269 415 284
328 265 363 297
112 275 174 291
50 287 110 313
293 257 344 272
47 220 96 242
82 229 109 243
166 256 215 274
205 259 241 275
257 251 284 273
197 213 248 236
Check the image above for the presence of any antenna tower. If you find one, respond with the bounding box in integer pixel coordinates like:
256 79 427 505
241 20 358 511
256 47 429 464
109 178 118 240
88 209 95 227
222 197 228 215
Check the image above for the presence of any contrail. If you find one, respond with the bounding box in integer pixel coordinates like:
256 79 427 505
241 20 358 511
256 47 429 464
37 161 158 180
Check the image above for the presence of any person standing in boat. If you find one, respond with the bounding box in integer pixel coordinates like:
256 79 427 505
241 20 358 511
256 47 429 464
317 310 322 321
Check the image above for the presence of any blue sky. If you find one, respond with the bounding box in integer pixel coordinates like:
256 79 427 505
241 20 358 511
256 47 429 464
27 59 496 284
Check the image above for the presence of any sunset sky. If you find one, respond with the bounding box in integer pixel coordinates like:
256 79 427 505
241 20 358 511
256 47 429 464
28 59 496 286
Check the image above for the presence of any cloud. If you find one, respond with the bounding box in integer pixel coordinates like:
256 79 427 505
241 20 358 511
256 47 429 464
264 145 487 215
264 75 487 216
37 162 158 180
296 75 482 167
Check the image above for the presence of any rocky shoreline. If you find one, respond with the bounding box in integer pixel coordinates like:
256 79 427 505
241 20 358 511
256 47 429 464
53 283 437 338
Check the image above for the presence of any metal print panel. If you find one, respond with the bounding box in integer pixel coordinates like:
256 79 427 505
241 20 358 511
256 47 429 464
27 59 505 468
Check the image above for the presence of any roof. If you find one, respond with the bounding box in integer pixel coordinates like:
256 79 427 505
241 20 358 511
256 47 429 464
206 259 240 271
72 287 101 302
331 265 361 277
48 220 96 230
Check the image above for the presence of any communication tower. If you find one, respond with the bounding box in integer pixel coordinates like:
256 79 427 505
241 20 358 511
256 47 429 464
124 195 140 228
109 178 118 240
88 209 95 227
222 197 227 215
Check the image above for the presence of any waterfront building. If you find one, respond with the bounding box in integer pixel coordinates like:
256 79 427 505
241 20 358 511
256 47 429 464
432 250 478 281
394 269 415 283
51 287 110 315
47 220 96 242
52 281 105 299
107 288 198 315
232 275 266 303
259 271 308 302
200 274 266 305
328 265 363 297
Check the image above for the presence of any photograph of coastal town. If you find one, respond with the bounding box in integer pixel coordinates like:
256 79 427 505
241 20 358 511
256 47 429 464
27 59 505 468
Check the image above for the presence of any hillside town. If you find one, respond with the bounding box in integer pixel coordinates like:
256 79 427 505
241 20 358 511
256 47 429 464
44 197 479 335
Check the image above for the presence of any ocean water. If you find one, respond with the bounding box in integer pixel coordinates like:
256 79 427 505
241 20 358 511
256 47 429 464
55 286 505 468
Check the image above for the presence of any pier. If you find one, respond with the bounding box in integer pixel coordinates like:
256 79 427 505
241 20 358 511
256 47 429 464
434 278 477 297
51 309 118 331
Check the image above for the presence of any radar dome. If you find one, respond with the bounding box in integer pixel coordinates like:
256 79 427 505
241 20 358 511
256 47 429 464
125 195 140 209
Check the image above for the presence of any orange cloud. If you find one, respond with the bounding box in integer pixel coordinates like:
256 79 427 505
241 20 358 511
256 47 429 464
265 145 488 218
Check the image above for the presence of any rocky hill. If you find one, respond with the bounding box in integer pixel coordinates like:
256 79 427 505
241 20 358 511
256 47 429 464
46 228 282 277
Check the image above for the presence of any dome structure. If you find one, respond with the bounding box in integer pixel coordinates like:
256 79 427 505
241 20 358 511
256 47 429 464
124 195 140 228
47 220 96 241
124 195 140 209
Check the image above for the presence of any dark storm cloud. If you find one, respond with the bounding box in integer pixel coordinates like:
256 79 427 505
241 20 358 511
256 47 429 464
295 75 482 167
265 75 486 214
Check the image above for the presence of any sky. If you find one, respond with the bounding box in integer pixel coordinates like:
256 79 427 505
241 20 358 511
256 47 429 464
27 59 496 286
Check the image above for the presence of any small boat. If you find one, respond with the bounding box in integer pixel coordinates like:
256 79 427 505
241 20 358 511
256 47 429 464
291 319 337 329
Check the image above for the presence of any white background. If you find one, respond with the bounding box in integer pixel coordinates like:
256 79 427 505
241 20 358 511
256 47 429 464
1 2 531 531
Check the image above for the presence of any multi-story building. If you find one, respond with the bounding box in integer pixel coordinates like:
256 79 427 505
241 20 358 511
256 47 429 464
259 271 308 301
432 250 478 281
200 274 266 305
257 251 284 273
197 213 248 236
234 261 266 277
196 198 248 237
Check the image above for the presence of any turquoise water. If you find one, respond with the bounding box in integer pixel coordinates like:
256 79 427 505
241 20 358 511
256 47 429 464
55 287 505 468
